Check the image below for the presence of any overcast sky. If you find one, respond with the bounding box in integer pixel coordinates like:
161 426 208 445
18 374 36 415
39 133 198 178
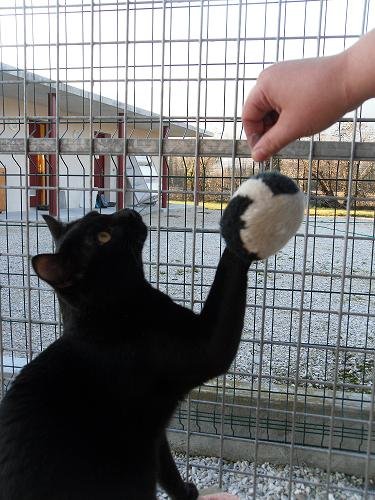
0 0 374 138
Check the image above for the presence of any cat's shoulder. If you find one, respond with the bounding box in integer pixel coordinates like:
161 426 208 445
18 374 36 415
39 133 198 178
3 337 82 397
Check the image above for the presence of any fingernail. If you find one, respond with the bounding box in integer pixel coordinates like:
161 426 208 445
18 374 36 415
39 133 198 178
248 133 261 148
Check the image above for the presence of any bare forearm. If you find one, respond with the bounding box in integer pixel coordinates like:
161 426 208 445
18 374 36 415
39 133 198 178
343 29 375 108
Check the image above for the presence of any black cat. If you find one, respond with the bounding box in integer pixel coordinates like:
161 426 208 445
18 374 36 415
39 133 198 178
0 209 250 500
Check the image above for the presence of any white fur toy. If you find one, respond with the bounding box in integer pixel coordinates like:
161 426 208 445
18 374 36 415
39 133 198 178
220 171 305 261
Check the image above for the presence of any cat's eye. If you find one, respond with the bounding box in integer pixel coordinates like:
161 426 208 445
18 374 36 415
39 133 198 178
97 231 111 245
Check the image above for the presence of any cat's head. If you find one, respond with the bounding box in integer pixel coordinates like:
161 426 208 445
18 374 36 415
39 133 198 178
32 209 148 303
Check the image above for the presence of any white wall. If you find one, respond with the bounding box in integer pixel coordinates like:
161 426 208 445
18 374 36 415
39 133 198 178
1 96 163 213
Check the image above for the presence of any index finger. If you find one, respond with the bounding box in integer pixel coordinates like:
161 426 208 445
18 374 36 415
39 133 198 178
242 83 275 138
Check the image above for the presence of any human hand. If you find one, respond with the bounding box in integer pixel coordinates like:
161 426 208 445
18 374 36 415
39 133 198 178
242 54 352 161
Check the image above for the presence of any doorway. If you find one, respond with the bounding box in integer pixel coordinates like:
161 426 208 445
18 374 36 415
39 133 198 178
29 122 48 210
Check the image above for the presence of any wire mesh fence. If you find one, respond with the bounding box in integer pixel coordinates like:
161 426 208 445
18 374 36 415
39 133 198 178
0 0 375 498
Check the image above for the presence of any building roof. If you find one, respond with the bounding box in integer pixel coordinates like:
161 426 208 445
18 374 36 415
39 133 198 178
0 63 211 138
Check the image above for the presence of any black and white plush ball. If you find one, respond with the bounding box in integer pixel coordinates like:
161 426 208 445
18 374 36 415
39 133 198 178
220 172 305 261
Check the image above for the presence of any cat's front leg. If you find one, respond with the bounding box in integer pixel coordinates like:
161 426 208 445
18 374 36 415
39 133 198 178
150 248 251 394
197 247 250 379
157 432 199 500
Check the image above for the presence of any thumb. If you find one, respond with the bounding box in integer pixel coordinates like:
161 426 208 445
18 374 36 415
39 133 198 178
250 114 298 162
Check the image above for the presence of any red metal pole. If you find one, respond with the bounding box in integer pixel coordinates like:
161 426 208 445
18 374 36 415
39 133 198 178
161 125 169 209
117 113 125 209
28 122 39 208
48 93 57 216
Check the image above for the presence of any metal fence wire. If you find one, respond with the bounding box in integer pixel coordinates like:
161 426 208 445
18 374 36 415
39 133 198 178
0 0 375 498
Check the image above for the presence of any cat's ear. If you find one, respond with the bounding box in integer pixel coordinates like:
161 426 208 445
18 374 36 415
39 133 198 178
43 214 65 241
32 254 72 289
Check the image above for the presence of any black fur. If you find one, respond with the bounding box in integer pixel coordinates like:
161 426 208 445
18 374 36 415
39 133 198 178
0 208 251 500
255 171 299 195
220 196 258 262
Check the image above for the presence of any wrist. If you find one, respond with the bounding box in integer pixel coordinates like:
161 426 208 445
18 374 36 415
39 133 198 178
342 30 375 109
333 51 356 113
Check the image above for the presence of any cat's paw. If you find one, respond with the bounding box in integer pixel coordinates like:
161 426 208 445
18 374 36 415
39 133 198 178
183 481 199 499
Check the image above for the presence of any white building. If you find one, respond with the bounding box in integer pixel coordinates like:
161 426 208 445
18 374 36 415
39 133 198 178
0 63 202 215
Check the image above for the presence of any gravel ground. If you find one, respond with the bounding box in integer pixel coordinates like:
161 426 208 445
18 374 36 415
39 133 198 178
156 452 373 499
145 206 375 390
1 204 374 388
